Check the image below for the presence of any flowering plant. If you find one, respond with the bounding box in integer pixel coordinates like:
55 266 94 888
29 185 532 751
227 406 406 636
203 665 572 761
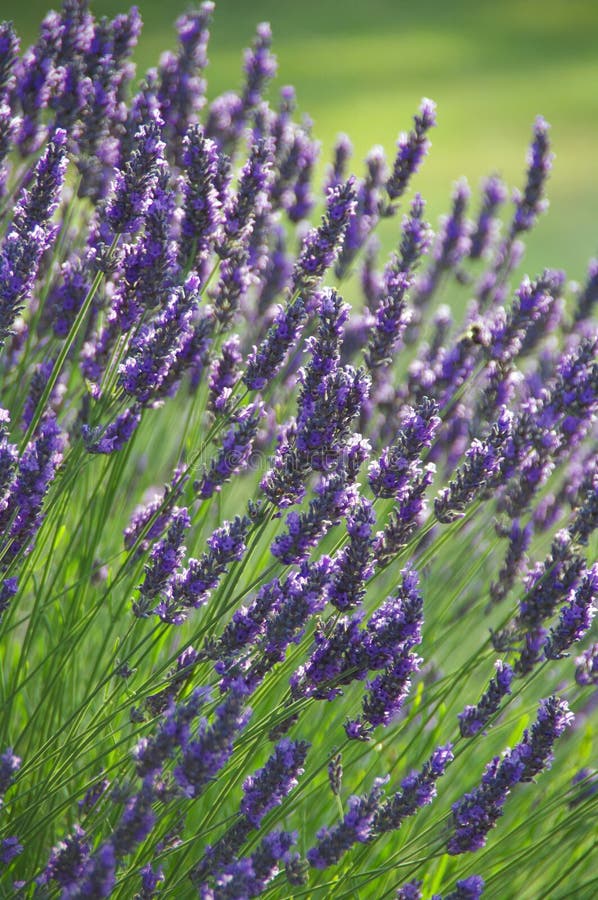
0 2 596 898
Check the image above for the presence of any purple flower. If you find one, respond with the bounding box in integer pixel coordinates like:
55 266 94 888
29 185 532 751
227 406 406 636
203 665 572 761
161 515 251 622
365 194 430 369
441 875 485 900
178 125 220 272
134 508 190 615
511 116 552 235
174 683 252 798
448 697 572 854
368 398 440 498
385 98 436 204
575 644 598 687
458 660 513 737
207 829 295 898
545 565 597 660
244 295 307 391
328 497 376 611
0 836 23 865
83 406 142 454
208 337 243 413
307 778 387 869
291 178 357 295
435 410 513 523
271 472 358 565
469 174 507 260
39 825 90 890
374 744 454 833
396 881 423 900
196 403 263 499
0 128 68 344
103 112 166 236
489 519 533 606
240 738 309 826
0 748 20 798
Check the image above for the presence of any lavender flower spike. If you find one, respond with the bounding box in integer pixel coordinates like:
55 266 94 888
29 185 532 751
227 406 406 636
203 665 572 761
511 115 553 236
544 564 598 660
386 98 436 204
374 744 454 833
241 738 309 826
196 403 263 499
307 778 387 869
458 660 513 737
0 128 68 345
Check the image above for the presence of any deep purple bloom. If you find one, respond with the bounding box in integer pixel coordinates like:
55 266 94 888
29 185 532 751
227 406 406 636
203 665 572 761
368 398 440 498
489 519 533 606
103 112 166 236
385 98 436 204
174 683 252 798
511 116 552 235
178 125 220 271
134 688 207 777
271 472 358 565
0 836 23 865
0 748 20 798
240 738 309 826
161 515 251 622
0 128 68 345
196 403 263 499
0 414 64 560
396 881 423 900
39 825 90 890
307 778 387 869
458 660 513 737
134 508 190 615
208 829 295 898
244 295 307 391
469 174 507 260
208 337 242 413
374 744 454 833
441 875 486 900
544 565 598 659
291 178 357 295
83 406 142 454
365 194 430 368
448 697 572 854
435 409 513 523
328 497 376 611
575 644 598 687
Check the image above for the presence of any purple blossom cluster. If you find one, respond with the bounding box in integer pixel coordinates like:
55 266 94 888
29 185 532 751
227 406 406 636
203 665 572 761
0 4 596 898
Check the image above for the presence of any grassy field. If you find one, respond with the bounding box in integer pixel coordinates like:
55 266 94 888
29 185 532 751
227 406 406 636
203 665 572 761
4 0 598 280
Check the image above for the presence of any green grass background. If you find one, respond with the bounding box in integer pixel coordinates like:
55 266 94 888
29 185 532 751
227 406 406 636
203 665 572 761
4 0 598 281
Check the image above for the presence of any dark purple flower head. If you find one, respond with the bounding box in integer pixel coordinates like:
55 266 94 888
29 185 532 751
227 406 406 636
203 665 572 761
442 875 486 900
386 98 436 203
39 825 90 890
103 111 166 236
134 507 190 615
292 178 357 295
374 744 453 833
196 402 263 499
0 835 23 865
458 660 513 737
307 778 387 869
174 682 252 798
240 738 309 826
396 880 423 900
325 133 353 193
244 295 307 391
161 515 251 622
512 115 552 235
178 125 220 271
365 193 430 368
469 174 507 260
369 398 440 498
0 748 20 798
208 336 242 413
544 565 597 660
328 497 376 611
575 643 598 687
83 406 142 455
0 128 68 344
0 22 19 99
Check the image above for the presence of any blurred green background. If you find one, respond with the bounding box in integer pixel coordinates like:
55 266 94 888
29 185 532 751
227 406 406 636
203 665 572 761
4 0 598 280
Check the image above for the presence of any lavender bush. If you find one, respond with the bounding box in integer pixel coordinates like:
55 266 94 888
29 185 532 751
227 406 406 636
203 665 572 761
0 2 596 898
